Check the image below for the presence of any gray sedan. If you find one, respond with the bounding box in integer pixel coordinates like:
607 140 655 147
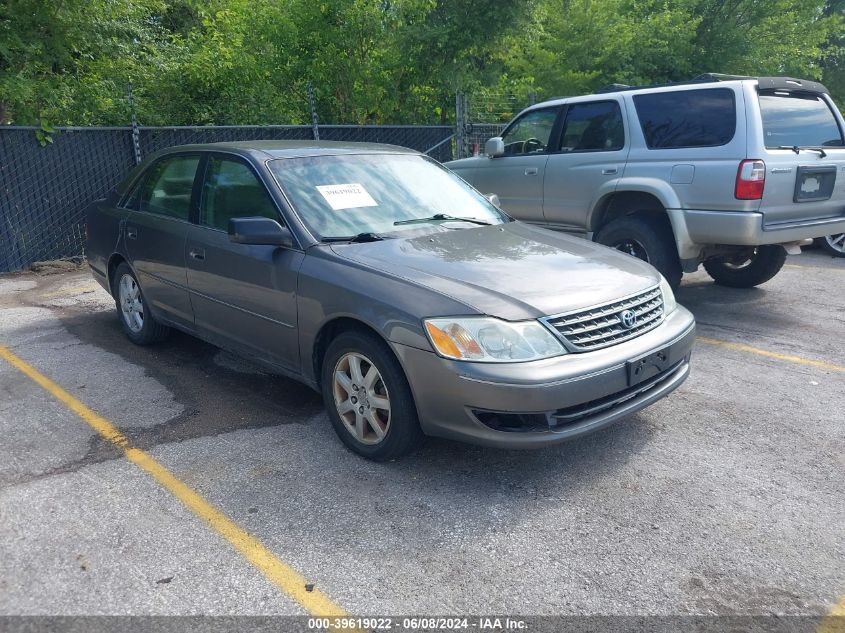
85 141 696 460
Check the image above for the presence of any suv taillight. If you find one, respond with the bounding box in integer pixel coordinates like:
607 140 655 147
735 160 766 200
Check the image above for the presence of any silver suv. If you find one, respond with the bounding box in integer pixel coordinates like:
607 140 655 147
446 75 845 288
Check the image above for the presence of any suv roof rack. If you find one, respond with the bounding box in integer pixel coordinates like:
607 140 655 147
594 74 752 94
692 73 754 82
540 74 829 105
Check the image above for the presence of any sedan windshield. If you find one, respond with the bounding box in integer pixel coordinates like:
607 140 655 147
268 154 508 240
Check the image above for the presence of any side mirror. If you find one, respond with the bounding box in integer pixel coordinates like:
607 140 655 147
485 137 505 158
228 217 294 247
485 193 501 208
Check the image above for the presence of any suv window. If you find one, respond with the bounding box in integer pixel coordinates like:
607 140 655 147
558 101 624 152
135 155 200 220
634 88 736 149
200 157 280 231
759 93 844 148
501 109 559 155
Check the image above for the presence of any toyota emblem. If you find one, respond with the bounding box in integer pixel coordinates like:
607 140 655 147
619 309 637 329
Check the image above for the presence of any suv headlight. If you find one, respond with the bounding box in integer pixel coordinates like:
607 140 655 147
659 275 677 315
424 317 566 362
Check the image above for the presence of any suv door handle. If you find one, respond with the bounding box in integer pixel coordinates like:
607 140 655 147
524 167 539 176
602 167 618 175
126 226 138 240
189 248 205 261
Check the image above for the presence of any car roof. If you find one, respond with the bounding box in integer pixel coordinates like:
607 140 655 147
156 140 420 159
526 75 829 112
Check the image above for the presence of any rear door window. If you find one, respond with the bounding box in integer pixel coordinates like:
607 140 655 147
759 93 844 148
557 101 624 152
137 156 200 220
634 88 736 149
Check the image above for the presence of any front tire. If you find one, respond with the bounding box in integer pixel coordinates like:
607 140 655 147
321 331 424 461
112 263 169 345
703 245 787 288
816 234 845 258
595 215 683 289
321 330 423 461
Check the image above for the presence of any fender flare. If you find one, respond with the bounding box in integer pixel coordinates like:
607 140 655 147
588 178 699 261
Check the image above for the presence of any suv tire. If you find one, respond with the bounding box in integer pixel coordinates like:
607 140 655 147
595 215 682 289
112 263 170 345
703 245 787 288
321 330 424 461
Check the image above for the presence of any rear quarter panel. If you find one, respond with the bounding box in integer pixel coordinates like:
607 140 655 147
622 85 756 213
85 191 130 295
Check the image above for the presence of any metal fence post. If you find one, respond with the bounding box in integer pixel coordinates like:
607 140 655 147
127 83 142 164
307 83 320 141
455 92 467 159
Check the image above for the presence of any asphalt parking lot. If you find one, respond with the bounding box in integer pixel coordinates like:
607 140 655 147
0 250 843 623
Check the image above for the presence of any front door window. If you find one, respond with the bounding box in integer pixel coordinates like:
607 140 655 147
501 109 559 156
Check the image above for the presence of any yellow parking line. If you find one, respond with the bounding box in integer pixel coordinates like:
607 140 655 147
696 336 845 373
784 264 845 273
0 343 348 618
817 595 845 633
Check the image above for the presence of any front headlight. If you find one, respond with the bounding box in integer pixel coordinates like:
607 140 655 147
659 275 677 315
424 317 566 362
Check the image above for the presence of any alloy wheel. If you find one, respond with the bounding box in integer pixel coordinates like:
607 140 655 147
613 238 650 262
332 352 391 445
118 274 144 333
824 233 845 255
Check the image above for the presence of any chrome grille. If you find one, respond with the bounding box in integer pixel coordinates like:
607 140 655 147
544 286 664 352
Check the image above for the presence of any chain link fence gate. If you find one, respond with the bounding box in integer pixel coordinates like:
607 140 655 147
0 124 455 273
455 91 535 159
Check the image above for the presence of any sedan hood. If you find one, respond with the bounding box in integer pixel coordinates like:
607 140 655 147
332 222 661 321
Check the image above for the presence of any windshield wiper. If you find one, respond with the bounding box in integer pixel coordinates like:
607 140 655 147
777 145 827 158
321 232 385 243
394 213 492 227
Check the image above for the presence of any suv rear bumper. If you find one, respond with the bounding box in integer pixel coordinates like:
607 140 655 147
681 209 845 247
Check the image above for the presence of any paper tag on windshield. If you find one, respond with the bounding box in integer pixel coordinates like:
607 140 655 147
316 183 378 210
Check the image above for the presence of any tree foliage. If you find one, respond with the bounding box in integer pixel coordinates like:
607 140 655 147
0 0 841 126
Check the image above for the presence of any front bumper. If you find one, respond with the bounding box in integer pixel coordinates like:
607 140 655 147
681 209 845 247
393 307 696 449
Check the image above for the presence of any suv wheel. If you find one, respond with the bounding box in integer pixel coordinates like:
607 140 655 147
816 234 845 258
595 215 682 289
321 330 424 461
703 245 787 288
112 263 170 344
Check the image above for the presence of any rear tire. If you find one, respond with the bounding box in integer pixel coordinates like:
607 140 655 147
703 245 787 288
816 234 845 258
112 263 170 345
595 215 683 289
321 330 424 461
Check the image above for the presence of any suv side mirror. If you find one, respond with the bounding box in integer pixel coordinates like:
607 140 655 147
485 137 505 158
228 217 294 247
485 193 501 208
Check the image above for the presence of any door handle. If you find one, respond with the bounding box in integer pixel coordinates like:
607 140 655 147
524 168 539 176
189 248 205 261
602 167 618 175
126 226 138 240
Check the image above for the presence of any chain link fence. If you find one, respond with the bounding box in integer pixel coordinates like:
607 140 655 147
0 125 455 272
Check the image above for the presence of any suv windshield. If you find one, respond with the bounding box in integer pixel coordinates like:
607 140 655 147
268 154 507 240
759 92 844 148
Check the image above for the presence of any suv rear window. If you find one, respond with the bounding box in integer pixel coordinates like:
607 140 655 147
759 93 844 149
634 88 736 149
